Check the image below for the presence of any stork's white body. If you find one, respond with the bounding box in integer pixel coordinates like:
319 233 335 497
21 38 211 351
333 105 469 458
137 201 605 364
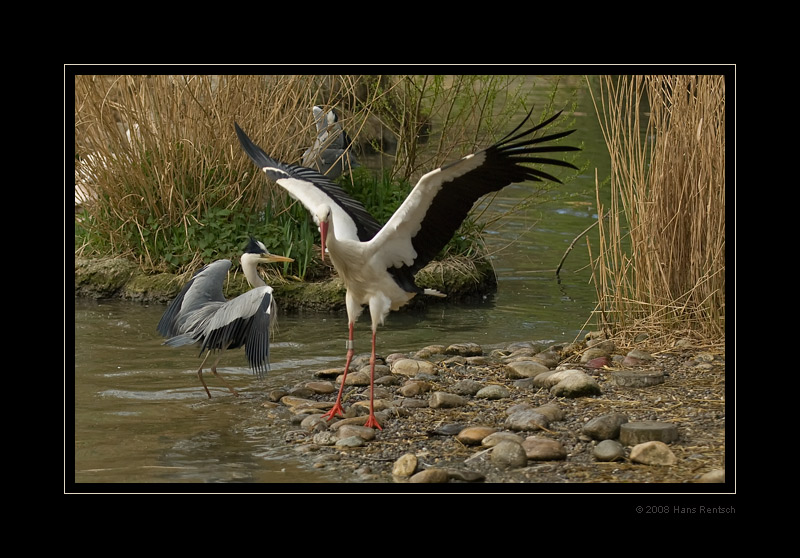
235 111 578 427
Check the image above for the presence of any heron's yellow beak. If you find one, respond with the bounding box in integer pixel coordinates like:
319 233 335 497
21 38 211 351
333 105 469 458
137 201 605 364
260 254 294 264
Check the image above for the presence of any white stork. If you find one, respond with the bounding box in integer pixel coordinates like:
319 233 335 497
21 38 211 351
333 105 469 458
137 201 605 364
157 237 293 398
235 110 578 428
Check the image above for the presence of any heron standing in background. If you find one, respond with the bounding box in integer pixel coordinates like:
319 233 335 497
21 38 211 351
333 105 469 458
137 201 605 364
157 237 293 398
235 110 578 428
301 106 359 179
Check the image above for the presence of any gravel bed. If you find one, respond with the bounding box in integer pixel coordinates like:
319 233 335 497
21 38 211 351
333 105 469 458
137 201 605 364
258 336 728 488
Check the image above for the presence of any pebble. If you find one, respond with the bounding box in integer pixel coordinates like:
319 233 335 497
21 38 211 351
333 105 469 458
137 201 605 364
280 395 318 408
337 424 376 441
341 370 371 386
532 350 562 368
401 398 429 409
414 345 446 359
456 426 497 445
398 380 432 397
315 367 344 380
392 358 436 377
585 356 610 369
533 403 565 422
475 384 510 400
447 469 485 482
268 389 289 402
620 421 678 445
522 436 567 460
305 381 336 394
445 342 482 356
581 347 611 362
506 408 551 431
630 441 677 465
593 439 625 462
300 414 328 430
696 469 725 483
611 370 664 387
312 431 338 446
583 413 629 440
482 431 525 447
392 453 418 477
622 355 651 367
410 468 450 483
548 370 602 397
626 348 654 361
429 391 467 408
490 440 528 469
466 356 490 365
336 435 366 448
506 360 550 379
353 399 392 413
451 379 483 396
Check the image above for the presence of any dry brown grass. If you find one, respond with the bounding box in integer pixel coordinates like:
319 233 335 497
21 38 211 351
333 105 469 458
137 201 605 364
587 75 725 348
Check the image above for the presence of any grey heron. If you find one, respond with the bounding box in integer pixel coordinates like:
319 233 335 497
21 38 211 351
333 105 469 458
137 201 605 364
157 237 293 398
301 106 359 178
235 110 578 428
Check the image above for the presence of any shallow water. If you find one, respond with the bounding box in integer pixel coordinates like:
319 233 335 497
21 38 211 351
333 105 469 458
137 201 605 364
71 82 611 487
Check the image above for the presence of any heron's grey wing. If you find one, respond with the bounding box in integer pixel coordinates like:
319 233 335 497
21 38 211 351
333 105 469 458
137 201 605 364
157 260 231 338
198 286 274 376
244 287 273 376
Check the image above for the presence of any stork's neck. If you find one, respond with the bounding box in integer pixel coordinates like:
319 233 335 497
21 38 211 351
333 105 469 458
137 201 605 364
241 254 267 288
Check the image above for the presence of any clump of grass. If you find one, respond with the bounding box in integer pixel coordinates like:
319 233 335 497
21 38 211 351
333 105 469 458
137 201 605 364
587 75 725 346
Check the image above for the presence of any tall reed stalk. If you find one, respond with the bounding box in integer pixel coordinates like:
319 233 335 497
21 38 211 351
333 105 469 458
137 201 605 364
587 75 725 345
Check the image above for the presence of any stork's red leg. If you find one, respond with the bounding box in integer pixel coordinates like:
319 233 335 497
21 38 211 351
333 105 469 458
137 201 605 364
322 323 355 421
363 330 383 430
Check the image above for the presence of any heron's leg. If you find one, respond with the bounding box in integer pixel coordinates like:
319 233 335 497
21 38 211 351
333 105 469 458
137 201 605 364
363 329 382 430
322 321 355 421
210 352 238 397
197 351 213 398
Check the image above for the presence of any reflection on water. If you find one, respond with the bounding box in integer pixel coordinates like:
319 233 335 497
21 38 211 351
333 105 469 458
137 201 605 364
71 87 611 486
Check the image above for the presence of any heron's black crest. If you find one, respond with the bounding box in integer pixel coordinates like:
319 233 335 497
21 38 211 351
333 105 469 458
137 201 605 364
246 236 268 255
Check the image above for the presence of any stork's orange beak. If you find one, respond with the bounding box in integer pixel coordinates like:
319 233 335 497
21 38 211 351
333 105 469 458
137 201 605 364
319 221 328 263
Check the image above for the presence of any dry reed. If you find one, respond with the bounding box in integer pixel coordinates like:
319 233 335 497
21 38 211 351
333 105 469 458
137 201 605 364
587 75 725 346
74 75 375 269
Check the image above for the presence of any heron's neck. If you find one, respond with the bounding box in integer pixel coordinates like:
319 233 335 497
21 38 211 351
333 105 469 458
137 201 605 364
241 256 266 288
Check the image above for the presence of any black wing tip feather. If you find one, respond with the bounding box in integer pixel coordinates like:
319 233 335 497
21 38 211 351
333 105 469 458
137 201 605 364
235 121 275 171
494 110 580 176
